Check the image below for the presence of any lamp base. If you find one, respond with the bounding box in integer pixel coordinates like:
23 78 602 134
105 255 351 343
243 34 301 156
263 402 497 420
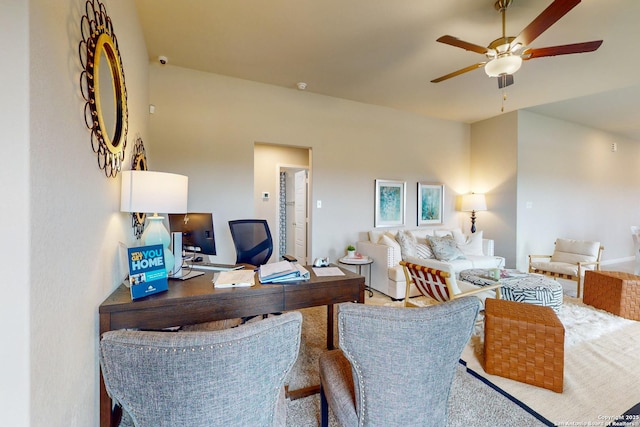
470 211 477 234
141 215 175 274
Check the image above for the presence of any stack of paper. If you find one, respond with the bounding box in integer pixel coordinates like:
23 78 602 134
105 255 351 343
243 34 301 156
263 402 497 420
213 270 255 288
259 261 310 283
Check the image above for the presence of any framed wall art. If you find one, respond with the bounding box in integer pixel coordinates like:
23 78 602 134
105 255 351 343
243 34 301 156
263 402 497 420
417 183 444 225
374 179 406 227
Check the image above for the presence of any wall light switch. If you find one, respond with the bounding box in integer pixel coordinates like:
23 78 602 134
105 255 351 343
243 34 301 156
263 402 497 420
526 201 533 209
317 200 322 208
262 192 270 199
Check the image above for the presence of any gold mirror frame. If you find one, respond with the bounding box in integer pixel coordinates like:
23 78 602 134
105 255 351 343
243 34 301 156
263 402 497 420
131 137 147 239
79 0 128 178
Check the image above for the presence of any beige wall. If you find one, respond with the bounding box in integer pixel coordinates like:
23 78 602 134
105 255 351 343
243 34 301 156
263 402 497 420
472 110 640 271
1 2 30 425
516 110 640 270
23 1 150 425
470 111 519 267
149 65 473 264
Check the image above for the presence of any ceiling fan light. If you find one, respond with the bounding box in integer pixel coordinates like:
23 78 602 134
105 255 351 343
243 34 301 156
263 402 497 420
484 55 522 77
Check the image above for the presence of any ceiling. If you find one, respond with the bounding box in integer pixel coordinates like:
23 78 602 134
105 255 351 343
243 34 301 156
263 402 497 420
134 0 640 141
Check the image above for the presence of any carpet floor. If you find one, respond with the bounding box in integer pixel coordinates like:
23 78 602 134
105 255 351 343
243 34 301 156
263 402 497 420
461 296 640 426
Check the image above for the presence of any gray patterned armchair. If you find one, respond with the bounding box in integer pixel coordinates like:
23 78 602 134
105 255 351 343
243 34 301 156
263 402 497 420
99 311 302 427
319 298 480 427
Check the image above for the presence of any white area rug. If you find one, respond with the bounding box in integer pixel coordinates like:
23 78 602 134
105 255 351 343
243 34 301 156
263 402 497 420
461 297 640 426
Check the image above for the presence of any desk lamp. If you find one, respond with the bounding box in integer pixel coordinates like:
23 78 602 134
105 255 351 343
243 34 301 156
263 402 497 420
461 193 487 234
120 170 188 273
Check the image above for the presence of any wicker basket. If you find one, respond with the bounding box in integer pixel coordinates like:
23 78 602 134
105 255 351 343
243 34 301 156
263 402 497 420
484 298 564 392
583 271 640 321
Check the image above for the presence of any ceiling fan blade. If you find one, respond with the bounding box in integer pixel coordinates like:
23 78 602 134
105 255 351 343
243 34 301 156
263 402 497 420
436 35 489 55
431 63 486 83
511 0 581 48
522 40 603 59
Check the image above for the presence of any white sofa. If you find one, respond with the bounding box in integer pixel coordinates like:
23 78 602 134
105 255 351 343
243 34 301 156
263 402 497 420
357 228 505 299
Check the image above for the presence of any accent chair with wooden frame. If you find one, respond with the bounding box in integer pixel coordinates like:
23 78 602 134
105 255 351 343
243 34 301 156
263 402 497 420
528 238 603 298
400 260 501 307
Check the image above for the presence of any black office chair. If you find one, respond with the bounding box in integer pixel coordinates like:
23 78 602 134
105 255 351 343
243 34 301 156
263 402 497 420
228 219 274 266
229 219 283 324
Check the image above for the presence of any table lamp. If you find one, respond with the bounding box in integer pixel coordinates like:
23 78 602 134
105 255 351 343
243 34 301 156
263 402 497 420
461 193 487 234
120 170 188 273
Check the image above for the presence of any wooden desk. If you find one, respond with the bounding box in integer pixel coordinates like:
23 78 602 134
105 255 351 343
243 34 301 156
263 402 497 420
99 266 364 427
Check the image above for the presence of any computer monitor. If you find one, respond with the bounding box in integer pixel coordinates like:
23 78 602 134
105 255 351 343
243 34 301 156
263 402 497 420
169 213 216 255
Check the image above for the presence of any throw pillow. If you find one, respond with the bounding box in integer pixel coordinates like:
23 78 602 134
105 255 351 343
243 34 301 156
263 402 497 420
426 235 466 262
456 230 484 257
435 229 454 237
415 243 434 259
378 233 402 265
396 230 417 260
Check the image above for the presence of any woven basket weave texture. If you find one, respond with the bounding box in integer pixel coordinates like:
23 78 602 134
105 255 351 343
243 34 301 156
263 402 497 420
484 298 565 393
583 270 640 321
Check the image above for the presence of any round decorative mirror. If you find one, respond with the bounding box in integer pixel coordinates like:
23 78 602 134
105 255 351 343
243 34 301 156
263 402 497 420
79 0 128 178
130 137 148 239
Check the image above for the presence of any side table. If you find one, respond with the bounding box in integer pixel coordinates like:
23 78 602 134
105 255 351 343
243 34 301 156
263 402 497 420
339 257 374 297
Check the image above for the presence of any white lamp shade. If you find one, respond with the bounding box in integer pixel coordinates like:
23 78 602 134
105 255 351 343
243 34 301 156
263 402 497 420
461 193 487 212
120 170 188 214
484 55 522 77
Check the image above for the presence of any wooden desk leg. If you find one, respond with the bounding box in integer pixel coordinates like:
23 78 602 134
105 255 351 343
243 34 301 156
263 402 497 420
98 313 115 427
100 372 111 427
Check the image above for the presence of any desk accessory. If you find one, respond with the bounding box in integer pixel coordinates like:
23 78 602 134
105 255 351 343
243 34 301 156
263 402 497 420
127 244 168 299
259 261 310 283
313 257 329 267
213 270 255 288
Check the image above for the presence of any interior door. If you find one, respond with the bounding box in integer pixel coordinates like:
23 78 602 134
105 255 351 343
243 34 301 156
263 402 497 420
294 170 307 263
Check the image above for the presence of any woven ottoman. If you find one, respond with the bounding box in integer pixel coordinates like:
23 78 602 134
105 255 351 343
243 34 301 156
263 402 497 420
484 298 565 392
583 271 640 321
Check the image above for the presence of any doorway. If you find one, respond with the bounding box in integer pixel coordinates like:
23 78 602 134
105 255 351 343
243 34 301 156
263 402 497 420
279 167 309 263
253 143 311 265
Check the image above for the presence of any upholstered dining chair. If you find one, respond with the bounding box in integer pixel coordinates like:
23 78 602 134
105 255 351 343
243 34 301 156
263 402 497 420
400 260 502 307
319 298 481 427
631 226 640 275
99 311 302 427
528 238 603 298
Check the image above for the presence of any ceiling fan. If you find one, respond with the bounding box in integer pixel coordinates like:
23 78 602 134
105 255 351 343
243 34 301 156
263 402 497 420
431 0 603 88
